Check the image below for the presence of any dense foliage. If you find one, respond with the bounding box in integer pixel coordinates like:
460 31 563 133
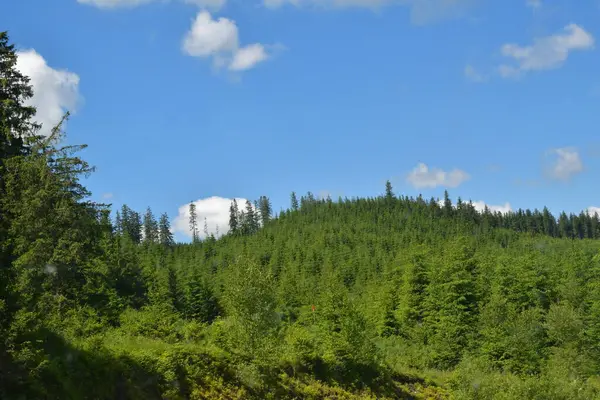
3 31 600 399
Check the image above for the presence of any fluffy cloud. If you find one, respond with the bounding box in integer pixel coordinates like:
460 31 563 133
182 11 270 71
498 24 594 78
78 0 226 10
436 198 512 214
263 0 475 25
588 207 600 217
172 196 250 239
471 200 512 214
526 0 541 8
406 163 470 189
545 147 583 181
15 50 81 137
229 43 269 71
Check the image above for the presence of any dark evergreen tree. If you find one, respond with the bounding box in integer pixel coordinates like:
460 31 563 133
290 191 299 211
189 201 199 243
259 195 272 226
186 271 220 323
143 206 159 244
203 217 209 239
229 199 239 236
385 180 394 202
158 212 174 248
114 210 123 236
242 199 258 235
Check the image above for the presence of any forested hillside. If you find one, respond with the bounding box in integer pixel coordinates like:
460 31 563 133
3 31 600 399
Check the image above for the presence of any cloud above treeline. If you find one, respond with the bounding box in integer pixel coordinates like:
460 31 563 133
172 196 250 239
15 49 81 136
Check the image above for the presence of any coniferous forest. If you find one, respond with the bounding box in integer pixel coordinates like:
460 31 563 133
4 31 600 399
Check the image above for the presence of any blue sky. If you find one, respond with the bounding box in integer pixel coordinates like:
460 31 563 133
2 0 600 241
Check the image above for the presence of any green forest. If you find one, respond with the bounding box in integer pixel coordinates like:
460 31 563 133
3 31 600 399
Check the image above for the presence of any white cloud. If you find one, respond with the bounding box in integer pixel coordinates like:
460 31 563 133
182 11 238 56
471 200 512 214
406 163 470 189
526 0 541 8
263 0 475 25
172 196 251 239
587 207 600 217
102 193 114 200
545 147 583 181
15 50 81 137
229 43 269 71
464 64 487 82
182 11 270 72
435 198 512 214
498 24 594 78
78 0 226 10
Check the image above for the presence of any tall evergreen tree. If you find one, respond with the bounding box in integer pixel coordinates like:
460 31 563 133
242 200 258 235
0 32 41 344
385 180 394 202
189 201 199 243
143 207 159 244
229 199 239 236
203 217 209 239
158 212 174 248
130 210 143 244
290 191 299 211
259 196 272 226
443 190 453 216
114 210 123 236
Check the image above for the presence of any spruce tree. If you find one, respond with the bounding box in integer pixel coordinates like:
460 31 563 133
203 217 209 239
385 180 394 202
0 31 41 341
229 199 239 235
259 195 272 225
186 271 219 323
290 191 299 211
189 201 199 243
130 210 142 244
0 31 39 158
158 212 174 248
115 211 123 236
443 190 453 216
143 206 159 244
243 199 258 235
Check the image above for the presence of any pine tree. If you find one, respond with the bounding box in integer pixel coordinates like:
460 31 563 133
423 240 477 368
158 212 174 248
0 32 42 341
130 210 142 244
120 205 142 244
385 180 394 202
189 201 199 243
259 196 272 226
443 190 453 216
241 200 258 235
114 211 123 236
143 207 159 244
203 217 209 239
167 265 183 312
186 271 219 323
229 199 239 236
290 191 299 211
0 31 40 157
